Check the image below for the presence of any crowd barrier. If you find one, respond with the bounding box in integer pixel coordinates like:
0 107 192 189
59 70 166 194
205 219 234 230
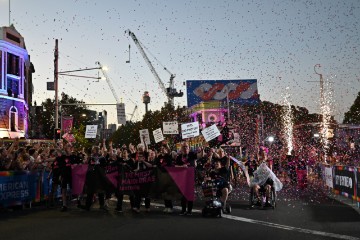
0 166 195 208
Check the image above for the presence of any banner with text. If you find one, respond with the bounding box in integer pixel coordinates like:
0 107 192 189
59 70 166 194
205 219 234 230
0 171 37 207
333 166 356 200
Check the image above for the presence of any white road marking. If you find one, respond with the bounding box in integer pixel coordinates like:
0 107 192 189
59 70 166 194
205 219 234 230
147 201 359 240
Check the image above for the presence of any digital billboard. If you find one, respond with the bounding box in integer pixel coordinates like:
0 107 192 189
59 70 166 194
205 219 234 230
186 79 260 107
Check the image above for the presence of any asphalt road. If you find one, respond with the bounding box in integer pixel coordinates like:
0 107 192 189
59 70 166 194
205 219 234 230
1 180 359 240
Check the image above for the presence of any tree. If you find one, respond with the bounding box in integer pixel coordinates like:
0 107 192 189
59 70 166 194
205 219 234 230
35 92 93 139
343 91 360 124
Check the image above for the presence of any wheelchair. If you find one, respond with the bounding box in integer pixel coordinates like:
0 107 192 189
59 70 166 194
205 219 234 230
201 179 232 217
249 180 276 210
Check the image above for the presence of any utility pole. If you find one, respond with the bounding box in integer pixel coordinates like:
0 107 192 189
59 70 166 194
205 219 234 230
54 39 59 129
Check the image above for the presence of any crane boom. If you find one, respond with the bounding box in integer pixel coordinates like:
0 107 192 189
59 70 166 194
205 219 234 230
126 29 183 106
96 61 121 104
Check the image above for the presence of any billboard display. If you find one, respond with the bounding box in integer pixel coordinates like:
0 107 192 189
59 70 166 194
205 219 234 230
186 79 260 107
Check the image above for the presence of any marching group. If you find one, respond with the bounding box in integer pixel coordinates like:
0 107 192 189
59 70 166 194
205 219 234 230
1 133 355 214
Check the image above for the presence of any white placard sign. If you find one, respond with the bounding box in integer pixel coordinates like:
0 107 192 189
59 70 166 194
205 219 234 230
85 125 98 138
163 121 179 134
325 166 333 188
139 129 151 145
181 122 199 139
153 128 164 143
201 124 221 142
116 103 126 125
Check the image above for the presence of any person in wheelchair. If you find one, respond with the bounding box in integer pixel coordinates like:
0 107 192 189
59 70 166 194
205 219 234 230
207 154 231 212
253 177 274 207
252 146 274 208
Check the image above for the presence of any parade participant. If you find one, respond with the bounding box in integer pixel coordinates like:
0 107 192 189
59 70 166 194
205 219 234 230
207 153 231 212
153 143 174 213
48 149 63 208
130 139 153 213
195 146 213 185
252 146 274 207
175 142 197 215
114 148 134 213
81 146 114 211
59 144 82 212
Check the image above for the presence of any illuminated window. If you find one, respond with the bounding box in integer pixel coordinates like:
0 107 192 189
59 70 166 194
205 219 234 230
7 77 19 97
7 52 20 76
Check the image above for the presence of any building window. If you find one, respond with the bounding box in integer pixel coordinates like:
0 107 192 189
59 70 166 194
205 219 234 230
7 52 20 76
9 107 18 132
7 77 19 97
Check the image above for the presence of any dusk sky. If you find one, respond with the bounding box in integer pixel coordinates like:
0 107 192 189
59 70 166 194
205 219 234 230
0 0 359 125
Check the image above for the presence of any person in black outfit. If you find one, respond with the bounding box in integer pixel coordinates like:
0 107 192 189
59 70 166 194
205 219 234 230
207 154 231 211
48 149 63 208
129 140 153 213
59 144 82 212
154 143 174 213
82 146 114 211
115 147 136 212
175 142 197 216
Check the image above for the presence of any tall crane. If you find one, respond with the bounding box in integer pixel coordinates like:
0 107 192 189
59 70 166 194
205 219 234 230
96 61 121 103
96 61 138 123
126 29 183 107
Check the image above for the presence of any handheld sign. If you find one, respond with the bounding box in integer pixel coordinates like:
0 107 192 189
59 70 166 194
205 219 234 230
153 128 165 143
139 129 151 145
85 125 98 138
181 122 199 139
163 121 179 134
201 124 221 142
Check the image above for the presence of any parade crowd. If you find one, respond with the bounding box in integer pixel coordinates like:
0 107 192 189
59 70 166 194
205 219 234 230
0 127 359 214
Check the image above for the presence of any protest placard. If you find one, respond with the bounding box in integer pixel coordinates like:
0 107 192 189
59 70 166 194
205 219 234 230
153 128 164 143
85 125 98 138
181 122 199 139
139 129 151 145
163 121 179 134
201 124 221 142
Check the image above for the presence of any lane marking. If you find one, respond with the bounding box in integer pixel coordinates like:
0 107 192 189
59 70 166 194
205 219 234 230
146 202 359 240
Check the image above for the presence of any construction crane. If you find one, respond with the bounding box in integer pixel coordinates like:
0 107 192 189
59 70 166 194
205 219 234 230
96 61 139 124
126 29 183 107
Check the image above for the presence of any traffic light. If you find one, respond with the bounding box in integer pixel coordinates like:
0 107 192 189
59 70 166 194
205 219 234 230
54 128 61 140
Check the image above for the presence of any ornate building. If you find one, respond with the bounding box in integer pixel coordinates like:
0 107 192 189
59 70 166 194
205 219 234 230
0 25 34 138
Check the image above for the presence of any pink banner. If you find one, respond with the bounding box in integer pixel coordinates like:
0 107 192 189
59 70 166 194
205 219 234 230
106 171 119 189
165 167 195 201
71 165 88 195
61 116 74 133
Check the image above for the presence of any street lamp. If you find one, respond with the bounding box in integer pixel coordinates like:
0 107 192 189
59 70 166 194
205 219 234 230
54 39 102 131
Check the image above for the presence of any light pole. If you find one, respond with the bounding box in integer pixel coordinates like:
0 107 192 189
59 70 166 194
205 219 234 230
53 39 101 134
